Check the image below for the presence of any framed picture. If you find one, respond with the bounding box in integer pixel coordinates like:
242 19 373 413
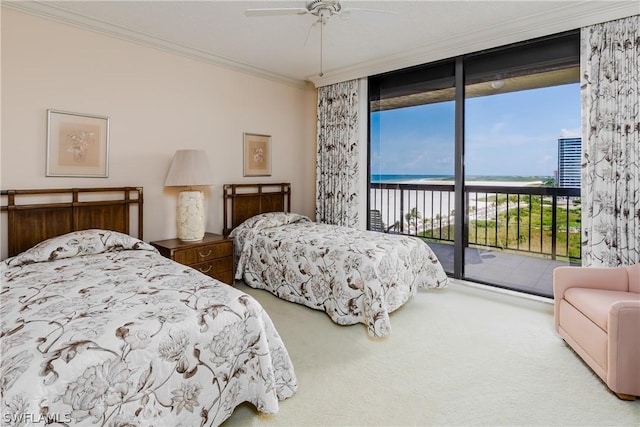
243 133 271 177
46 109 110 177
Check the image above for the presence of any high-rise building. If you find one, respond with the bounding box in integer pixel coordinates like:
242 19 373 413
557 137 581 188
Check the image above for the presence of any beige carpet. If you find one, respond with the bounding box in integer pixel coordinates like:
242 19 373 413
224 280 640 426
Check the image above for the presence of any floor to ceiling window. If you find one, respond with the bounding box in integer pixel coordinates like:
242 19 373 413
368 31 580 298
369 60 457 274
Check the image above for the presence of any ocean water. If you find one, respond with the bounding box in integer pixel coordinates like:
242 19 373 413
371 174 551 184
371 174 452 183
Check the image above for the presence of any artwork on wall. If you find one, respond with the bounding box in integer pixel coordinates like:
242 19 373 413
243 133 272 176
46 109 110 177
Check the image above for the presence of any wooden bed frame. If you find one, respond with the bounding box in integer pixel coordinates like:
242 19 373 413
223 183 291 236
1 187 143 258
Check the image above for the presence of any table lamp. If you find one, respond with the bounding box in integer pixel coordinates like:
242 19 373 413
164 149 214 241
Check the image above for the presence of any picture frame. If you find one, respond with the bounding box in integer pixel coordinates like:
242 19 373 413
46 109 110 177
243 132 272 177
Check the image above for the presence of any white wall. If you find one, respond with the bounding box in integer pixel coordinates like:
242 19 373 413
1 8 317 258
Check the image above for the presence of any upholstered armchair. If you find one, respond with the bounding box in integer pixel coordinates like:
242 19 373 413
553 264 640 400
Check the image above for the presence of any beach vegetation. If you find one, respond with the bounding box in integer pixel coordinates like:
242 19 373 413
413 194 581 261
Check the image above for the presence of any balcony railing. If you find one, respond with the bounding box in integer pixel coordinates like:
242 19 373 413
370 182 581 262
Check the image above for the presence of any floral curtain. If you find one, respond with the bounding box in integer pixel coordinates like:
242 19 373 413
581 15 640 267
316 79 360 227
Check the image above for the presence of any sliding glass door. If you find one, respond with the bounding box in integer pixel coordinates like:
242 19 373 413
369 61 456 274
368 31 581 297
464 79 581 295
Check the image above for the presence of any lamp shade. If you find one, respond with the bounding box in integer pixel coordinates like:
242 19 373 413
164 149 214 187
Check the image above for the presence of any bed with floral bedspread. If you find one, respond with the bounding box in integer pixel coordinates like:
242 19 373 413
0 230 296 427
231 213 448 338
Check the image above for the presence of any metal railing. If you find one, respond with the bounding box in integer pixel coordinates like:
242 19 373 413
370 182 581 261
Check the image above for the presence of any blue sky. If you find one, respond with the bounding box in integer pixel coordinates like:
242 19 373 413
370 83 581 177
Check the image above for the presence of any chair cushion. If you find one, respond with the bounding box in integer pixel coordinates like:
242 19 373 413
564 288 640 332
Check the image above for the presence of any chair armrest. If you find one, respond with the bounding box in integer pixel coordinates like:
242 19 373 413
553 266 631 334
607 300 640 395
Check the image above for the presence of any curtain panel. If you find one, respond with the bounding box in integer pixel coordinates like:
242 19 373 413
316 79 360 227
581 15 640 267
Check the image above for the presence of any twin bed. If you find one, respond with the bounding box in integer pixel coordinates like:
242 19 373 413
223 183 448 338
1 184 447 426
0 188 295 426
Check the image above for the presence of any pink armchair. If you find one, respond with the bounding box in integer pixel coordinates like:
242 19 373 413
553 264 640 400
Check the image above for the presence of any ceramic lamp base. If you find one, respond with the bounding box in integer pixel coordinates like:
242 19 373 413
176 190 205 241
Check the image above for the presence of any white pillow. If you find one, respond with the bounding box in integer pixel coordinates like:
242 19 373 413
5 229 156 266
229 212 311 237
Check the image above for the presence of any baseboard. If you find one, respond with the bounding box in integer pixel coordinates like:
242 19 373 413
449 278 555 313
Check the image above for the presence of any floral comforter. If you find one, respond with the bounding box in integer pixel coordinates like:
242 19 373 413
0 230 296 427
231 213 448 337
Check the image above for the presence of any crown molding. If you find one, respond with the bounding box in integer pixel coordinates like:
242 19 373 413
5 1 637 90
310 1 640 87
2 0 312 90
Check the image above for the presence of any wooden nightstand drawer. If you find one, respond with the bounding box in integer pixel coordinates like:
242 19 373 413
191 257 233 276
173 241 233 265
150 233 235 286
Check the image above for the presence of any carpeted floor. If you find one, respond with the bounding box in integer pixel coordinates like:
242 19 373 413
223 279 640 426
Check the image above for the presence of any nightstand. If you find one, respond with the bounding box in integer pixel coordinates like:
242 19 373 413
151 233 234 285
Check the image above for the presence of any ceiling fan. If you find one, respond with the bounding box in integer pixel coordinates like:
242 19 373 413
245 0 394 19
245 1 397 77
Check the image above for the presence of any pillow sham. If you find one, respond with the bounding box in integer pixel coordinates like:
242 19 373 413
5 229 157 267
229 212 311 237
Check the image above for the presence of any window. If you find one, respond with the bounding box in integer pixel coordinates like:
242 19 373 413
368 31 580 297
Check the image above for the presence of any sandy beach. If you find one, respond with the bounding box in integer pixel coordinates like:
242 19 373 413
399 178 544 187
370 179 543 232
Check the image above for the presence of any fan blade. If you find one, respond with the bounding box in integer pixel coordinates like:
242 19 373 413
244 8 309 17
342 7 398 15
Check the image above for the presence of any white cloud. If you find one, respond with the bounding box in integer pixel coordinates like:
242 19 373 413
559 127 581 138
491 121 508 133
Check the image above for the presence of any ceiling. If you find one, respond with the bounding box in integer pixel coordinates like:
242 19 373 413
4 1 639 88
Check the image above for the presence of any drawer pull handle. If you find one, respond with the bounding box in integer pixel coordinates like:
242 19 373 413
198 249 212 258
199 265 212 273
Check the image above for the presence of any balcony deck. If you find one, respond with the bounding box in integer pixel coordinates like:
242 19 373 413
427 242 580 298
370 181 581 298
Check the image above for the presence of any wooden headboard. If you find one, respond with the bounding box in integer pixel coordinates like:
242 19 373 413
223 183 291 236
1 187 143 258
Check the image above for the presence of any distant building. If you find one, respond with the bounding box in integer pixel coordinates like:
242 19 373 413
557 137 581 188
